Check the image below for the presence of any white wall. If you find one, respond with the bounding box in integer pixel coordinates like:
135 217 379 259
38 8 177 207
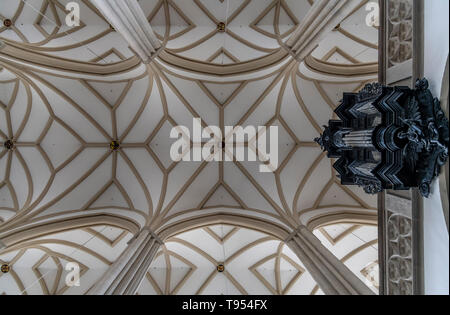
423 0 449 296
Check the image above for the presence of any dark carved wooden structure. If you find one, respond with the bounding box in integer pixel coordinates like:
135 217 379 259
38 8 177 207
315 79 449 198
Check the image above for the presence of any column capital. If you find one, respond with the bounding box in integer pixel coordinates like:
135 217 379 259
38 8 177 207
143 227 164 245
279 42 301 62
127 227 163 245
284 225 308 243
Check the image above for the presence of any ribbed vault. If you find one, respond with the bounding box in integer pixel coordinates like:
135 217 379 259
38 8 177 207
138 223 378 295
1 0 379 295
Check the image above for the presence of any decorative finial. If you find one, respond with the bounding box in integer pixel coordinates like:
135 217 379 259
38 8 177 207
315 134 325 150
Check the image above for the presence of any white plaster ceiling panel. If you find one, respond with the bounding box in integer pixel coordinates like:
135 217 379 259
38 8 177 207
224 74 277 126
121 148 164 213
168 162 219 215
163 72 220 128
279 75 320 142
279 146 323 213
296 157 333 210
223 161 279 215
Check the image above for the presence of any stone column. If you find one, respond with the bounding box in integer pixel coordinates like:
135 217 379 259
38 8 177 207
91 0 161 63
284 0 362 61
88 228 162 295
286 225 374 295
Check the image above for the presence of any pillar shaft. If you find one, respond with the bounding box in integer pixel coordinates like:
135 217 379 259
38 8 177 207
284 0 362 61
91 0 161 63
287 226 374 295
88 228 162 295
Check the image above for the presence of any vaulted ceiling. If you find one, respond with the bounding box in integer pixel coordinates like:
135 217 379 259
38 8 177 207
0 0 379 294
0 224 133 295
137 223 378 295
0 223 378 295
